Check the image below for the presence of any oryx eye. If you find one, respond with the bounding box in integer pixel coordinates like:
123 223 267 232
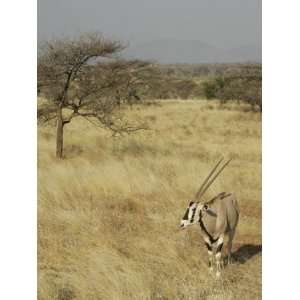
204 204 208 210
189 201 194 207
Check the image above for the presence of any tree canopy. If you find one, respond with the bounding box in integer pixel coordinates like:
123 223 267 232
38 33 156 157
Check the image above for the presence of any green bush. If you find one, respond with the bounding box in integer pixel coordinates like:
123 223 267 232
203 65 262 111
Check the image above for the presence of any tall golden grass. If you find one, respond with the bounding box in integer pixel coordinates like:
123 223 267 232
38 100 261 300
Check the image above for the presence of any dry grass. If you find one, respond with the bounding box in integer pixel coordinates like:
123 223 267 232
38 100 261 300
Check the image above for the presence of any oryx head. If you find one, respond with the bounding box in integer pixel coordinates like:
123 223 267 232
179 157 231 229
180 201 212 229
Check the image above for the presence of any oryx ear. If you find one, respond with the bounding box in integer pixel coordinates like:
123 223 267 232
203 204 209 210
189 201 195 207
206 208 217 217
202 204 217 216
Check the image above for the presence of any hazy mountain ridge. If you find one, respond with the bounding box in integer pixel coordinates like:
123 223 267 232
122 39 261 64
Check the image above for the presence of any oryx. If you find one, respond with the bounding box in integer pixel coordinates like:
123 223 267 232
179 158 239 277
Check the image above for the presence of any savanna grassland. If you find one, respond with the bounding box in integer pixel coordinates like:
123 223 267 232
38 100 261 300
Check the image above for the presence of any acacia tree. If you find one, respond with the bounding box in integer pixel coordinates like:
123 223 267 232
38 33 152 158
203 64 262 111
217 65 262 111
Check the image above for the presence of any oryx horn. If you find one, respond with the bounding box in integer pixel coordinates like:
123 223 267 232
195 157 224 199
195 158 232 201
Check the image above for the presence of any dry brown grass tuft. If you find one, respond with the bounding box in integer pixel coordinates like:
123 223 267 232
38 100 261 300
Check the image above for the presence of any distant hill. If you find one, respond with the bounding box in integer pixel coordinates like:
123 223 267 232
224 44 262 63
122 39 261 64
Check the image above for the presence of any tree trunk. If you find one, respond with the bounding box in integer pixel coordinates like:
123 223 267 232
56 105 64 159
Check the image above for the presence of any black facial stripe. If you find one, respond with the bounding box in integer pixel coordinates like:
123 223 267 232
205 242 212 251
216 243 223 253
182 208 189 220
190 207 196 223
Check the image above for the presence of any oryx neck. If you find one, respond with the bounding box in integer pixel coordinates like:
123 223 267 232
199 210 218 244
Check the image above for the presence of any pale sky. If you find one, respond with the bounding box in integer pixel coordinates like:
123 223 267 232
38 0 261 49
